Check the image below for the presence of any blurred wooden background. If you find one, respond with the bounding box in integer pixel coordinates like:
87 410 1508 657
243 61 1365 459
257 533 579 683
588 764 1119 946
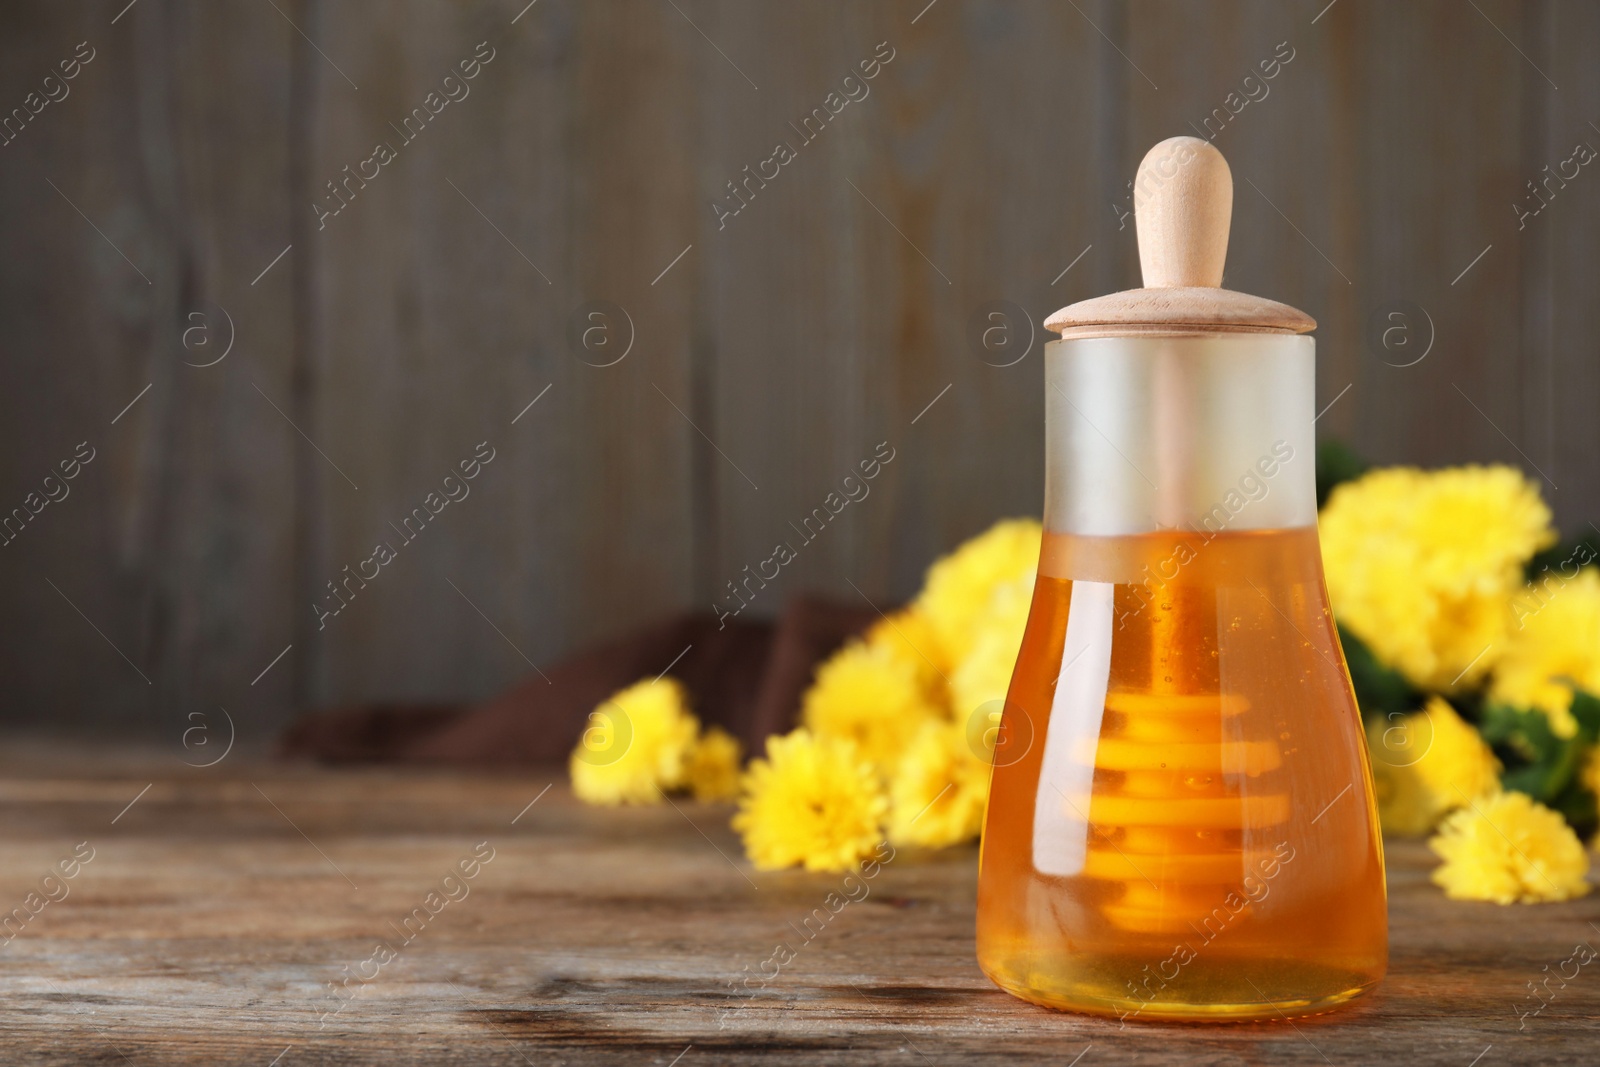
0 0 1594 740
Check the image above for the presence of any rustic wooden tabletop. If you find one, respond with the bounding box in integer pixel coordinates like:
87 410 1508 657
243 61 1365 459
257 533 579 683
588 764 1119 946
0 743 1594 1065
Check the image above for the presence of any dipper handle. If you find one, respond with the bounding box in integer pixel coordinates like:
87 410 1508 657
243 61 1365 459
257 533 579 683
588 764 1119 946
1134 137 1232 289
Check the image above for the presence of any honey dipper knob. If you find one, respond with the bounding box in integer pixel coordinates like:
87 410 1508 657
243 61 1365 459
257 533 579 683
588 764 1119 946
1134 136 1232 289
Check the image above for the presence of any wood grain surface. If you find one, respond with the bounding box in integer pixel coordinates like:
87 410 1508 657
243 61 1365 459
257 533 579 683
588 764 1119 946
0 0 1594 739
0 745 1595 1065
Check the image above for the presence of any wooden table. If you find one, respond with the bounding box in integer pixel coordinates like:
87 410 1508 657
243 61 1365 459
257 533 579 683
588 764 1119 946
0 744 1594 1065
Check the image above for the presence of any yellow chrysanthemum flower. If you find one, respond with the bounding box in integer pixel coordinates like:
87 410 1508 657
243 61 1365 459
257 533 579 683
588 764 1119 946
1429 790 1591 904
684 726 743 802
733 729 888 872
888 721 991 848
1491 567 1600 739
1367 697 1501 836
800 641 945 770
948 571 1034 722
569 677 698 806
865 607 949 702
1320 465 1555 690
916 519 1041 667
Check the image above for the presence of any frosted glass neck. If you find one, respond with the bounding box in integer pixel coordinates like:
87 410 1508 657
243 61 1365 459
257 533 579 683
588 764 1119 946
1043 334 1317 537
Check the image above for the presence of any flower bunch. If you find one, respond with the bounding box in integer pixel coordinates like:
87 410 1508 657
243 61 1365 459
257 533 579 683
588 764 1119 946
568 677 742 805
733 520 1041 871
1323 454 1598 902
569 451 1600 904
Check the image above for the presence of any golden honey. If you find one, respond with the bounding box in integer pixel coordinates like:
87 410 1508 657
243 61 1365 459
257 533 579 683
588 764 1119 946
976 528 1387 1021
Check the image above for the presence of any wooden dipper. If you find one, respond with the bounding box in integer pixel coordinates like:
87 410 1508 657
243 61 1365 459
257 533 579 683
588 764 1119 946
1045 136 1315 339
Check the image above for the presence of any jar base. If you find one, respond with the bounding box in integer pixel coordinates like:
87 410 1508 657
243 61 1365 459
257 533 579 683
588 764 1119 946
981 954 1382 1023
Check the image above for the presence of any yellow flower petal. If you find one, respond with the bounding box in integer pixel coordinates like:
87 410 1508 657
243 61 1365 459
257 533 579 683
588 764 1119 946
800 641 945 770
733 729 887 872
916 519 1041 668
865 607 948 701
1492 567 1600 739
1368 697 1501 836
1320 465 1555 690
569 677 698 806
685 726 743 802
948 572 1034 723
887 721 991 848
1429 791 1591 904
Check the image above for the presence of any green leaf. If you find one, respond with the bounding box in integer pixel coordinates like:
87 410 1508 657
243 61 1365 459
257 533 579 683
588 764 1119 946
1548 698 1600 838
1569 688 1600 738
1484 690 1600 808
1524 535 1600 583
1483 704 1563 800
1316 439 1369 509
1547 785 1598 840
1336 624 1421 723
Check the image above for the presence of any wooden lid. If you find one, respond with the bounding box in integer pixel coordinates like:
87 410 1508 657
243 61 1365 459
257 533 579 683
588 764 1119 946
1045 137 1316 338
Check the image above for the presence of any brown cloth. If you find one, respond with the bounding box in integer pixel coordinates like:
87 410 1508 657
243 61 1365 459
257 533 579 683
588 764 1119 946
278 597 878 765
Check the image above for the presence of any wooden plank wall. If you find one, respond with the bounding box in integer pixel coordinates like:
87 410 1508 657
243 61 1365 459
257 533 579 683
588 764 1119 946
0 0 1592 739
